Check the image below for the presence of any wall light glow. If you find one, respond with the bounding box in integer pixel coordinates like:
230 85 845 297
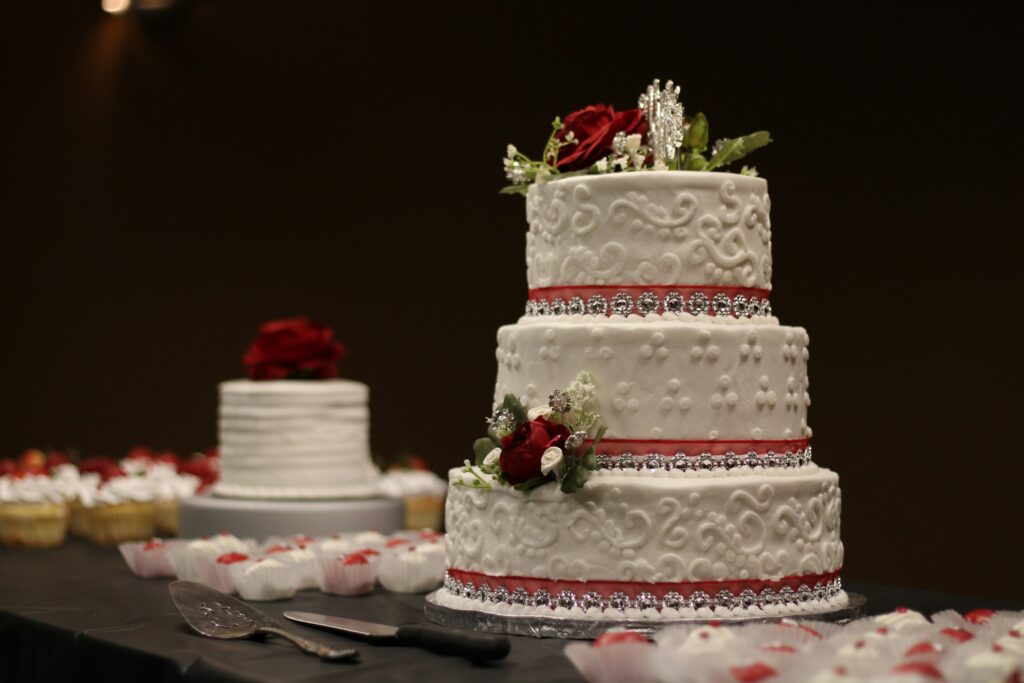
101 0 132 15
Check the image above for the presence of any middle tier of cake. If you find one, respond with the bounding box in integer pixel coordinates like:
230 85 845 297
495 315 811 445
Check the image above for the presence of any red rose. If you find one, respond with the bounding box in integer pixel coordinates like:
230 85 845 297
243 317 346 380
499 416 570 484
555 104 647 172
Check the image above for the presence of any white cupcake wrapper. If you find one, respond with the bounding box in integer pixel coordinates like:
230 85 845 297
314 554 377 596
566 641 658 683
377 548 445 593
228 560 297 601
118 539 184 578
168 545 215 582
199 560 238 594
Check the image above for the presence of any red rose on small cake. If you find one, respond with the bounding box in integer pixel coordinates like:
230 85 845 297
213 317 380 500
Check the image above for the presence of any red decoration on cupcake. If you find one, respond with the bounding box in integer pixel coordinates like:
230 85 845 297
79 456 124 481
244 317 346 380
889 662 944 680
730 662 777 683
217 552 250 564
593 631 650 647
940 627 974 643
342 554 369 566
964 609 996 624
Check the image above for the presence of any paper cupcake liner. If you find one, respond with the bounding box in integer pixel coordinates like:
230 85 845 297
118 539 183 578
199 560 238 594
315 554 377 596
0 503 69 548
228 560 297 601
168 544 214 582
88 502 157 546
377 548 445 593
566 641 658 683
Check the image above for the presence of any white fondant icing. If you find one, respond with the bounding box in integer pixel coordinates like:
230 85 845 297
214 379 380 500
495 318 809 441
445 467 842 583
526 172 772 290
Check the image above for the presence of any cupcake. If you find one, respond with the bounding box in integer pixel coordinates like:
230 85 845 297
267 546 317 590
146 463 200 536
566 631 657 683
59 468 100 538
170 534 251 581
316 553 377 596
86 476 157 545
379 469 447 530
377 547 444 593
0 474 69 548
118 537 182 578
229 557 296 601
199 552 250 593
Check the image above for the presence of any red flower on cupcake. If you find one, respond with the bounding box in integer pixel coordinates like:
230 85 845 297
498 416 570 484
554 104 647 172
244 317 346 380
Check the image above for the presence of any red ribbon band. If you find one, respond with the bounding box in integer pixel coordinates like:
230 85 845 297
592 438 809 457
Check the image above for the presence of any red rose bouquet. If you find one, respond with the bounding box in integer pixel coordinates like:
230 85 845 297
461 372 605 493
243 317 346 380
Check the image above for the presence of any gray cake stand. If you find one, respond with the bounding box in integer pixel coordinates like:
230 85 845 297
178 494 404 538
424 591 867 639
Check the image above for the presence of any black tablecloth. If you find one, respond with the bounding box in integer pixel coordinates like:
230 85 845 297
2 541 1022 683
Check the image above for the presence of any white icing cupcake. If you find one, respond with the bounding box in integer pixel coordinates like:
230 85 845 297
118 538 183 578
377 547 444 593
315 553 377 596
228 558 296 601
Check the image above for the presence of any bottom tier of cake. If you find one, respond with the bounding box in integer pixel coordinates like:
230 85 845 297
441 464 844 619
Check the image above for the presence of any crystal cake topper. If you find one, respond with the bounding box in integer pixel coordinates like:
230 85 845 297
638 78 686 166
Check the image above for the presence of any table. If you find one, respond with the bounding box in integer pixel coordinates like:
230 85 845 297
2 540 1021 683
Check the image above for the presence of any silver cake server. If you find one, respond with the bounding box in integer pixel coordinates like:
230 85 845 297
283 610 510 661
169 581 358 662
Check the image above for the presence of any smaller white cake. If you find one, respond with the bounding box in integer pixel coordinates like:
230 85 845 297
214 379 380 500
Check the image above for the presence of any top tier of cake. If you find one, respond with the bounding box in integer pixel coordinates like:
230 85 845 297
526 171 771 296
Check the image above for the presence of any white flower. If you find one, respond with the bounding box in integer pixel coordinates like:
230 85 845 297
594 157 608 173
623 133 642 154
540 447 563 476
535 168 551 184
506 144 518 159
483 448 501 468
527 405 552 420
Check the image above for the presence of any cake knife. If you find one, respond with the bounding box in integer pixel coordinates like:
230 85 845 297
169 581 358 662
283 611 511 661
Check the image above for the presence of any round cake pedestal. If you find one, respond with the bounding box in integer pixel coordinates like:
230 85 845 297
424 591 867 640
178 495 404 538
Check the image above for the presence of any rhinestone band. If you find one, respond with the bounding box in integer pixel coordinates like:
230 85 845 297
443 572 842 613
526 290 772 319
596 446 812 471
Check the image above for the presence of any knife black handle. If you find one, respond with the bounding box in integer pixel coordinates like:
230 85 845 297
395 624 510 661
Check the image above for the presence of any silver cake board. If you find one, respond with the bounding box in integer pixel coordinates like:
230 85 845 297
178 494 404 538
424 591 867 639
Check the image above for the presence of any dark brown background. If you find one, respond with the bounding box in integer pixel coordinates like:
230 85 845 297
1 4 1021 596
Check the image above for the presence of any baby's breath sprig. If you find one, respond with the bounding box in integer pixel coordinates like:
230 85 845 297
501 118 580 196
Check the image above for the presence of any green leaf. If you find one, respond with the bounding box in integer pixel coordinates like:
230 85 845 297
512 477 551 491
684 153 707 171
684 112 709 151
499 394 528 425
705 131 772 171
473 438 497 466
499 185 529 196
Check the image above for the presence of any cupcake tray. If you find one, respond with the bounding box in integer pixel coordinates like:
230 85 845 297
423 591 867 639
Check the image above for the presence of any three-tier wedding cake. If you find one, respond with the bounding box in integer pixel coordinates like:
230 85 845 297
435 81 845 621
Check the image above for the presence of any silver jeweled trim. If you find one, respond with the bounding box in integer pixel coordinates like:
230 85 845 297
595 446 812 471
525 291 771 319
442 574 843 614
